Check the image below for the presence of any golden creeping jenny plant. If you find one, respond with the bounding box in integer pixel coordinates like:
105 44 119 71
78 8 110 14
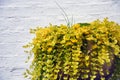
23 18 120 80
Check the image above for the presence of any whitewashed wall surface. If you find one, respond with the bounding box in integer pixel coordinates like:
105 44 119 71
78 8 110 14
0 0 120 80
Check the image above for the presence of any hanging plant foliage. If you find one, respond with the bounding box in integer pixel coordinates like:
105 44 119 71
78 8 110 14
23 18 120 80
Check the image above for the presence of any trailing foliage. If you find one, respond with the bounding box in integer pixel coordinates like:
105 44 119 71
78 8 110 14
23 18 120 80
109 56 120 80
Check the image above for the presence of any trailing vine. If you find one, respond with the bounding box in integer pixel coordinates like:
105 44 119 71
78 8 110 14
23 18 120 80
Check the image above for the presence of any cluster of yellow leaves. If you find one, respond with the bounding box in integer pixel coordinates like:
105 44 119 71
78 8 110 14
23 18 120 80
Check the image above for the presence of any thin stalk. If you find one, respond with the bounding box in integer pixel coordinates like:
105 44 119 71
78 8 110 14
55 1 70 27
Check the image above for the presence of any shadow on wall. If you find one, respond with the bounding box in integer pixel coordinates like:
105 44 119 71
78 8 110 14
102 0 120 4
111 0 120 3
94 0 120 5
0 76 3 80
0 0 12 6
111 0 120 6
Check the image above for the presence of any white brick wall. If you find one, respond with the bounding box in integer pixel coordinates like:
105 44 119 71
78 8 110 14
0 0 120 80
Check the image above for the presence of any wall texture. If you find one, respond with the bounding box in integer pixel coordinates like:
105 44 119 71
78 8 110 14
0 0 120 80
